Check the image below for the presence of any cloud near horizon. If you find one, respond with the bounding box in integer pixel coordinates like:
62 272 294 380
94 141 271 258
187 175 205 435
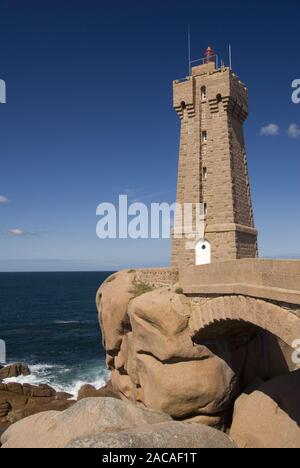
0 195 10 204
287 123 300 139
0 228 42 237
260 124 280 136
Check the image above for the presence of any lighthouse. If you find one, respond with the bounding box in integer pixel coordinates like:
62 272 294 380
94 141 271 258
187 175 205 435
172 47 258 268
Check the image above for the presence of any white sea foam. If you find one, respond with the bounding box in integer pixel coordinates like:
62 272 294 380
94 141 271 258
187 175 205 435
63 375 109 400
3 362 109 399
53 320 81 324
4 373 42 387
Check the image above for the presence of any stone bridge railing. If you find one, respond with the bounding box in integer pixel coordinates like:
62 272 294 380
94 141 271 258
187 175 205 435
180 259 300 305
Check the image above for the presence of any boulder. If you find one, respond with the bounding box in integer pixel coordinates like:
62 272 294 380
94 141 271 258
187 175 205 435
5 382 23 395
1 397 172 449
230 370 300 448
136 353 237 418
0 381 73 429
26 384 56 398
67 421 236 448
0 363 30 380
100 286 239 419
97 268 296 427
184 412 227 431
128 289 204 362
0 401 11 418
7 400 75 425
77 380 120 401
0 427 7 445
97 270 135 358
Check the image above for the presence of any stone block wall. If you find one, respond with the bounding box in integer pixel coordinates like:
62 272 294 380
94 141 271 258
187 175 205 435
135 268 179 288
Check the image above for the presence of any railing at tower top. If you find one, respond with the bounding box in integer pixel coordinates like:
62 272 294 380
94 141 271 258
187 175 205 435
175 54 220 83
189 54 219 74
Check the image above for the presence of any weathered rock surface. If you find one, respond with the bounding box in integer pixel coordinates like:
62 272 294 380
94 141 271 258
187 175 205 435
97 271 239 421
135 353 236 418
67 421 236 448
0 363 30 380
97 270 136 362
183 412 227 430
0 370 73 429
230 370 300 448
77 380 120 401
1 397 172 448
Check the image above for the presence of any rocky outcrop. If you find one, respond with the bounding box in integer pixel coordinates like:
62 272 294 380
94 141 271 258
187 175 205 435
97 269 298 433
0 363 30 380
97 270 136 367
67 420 236 449
0 364 73 430
77 380 120 401
230 370 300 448
1 397 172 448
1 396 235 449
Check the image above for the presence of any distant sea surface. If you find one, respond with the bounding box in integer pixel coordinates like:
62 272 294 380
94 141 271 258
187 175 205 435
0 272 113 397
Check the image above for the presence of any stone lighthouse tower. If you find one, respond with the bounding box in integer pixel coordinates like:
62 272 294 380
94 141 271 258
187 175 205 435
172 47 258 269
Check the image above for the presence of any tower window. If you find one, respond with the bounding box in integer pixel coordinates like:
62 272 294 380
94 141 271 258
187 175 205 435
203 167 207 180
181 101 186 110
202 131 207 143
204 203 208 216
201 86 207 100
216 93 222 103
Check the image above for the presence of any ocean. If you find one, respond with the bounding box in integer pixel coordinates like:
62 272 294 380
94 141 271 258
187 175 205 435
0 271 113 397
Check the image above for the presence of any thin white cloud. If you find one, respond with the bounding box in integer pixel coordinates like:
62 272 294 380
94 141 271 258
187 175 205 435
287 123 300 139
0 195 10 205
0 228 42 237
260 124 280 136
120 186 174 203
8 229 27 236
133 190 173 203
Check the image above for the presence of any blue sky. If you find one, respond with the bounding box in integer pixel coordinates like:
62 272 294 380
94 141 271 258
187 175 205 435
0 0 299 271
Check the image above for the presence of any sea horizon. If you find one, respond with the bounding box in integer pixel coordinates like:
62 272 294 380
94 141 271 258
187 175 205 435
1 253 300 273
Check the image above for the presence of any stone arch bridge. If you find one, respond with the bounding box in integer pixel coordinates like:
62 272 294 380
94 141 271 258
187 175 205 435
180 259 300 349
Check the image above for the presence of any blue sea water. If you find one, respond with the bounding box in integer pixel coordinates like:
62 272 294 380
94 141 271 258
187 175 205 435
0 272 113 397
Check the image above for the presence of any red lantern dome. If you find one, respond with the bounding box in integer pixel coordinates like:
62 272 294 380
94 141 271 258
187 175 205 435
204 46 214 63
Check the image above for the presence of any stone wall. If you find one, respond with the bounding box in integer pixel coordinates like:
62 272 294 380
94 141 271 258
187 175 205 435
135 268 179 288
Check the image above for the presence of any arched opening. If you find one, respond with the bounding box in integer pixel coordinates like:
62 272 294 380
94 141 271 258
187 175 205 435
190 295 300 386
189 295 300 437
195 240 211 265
